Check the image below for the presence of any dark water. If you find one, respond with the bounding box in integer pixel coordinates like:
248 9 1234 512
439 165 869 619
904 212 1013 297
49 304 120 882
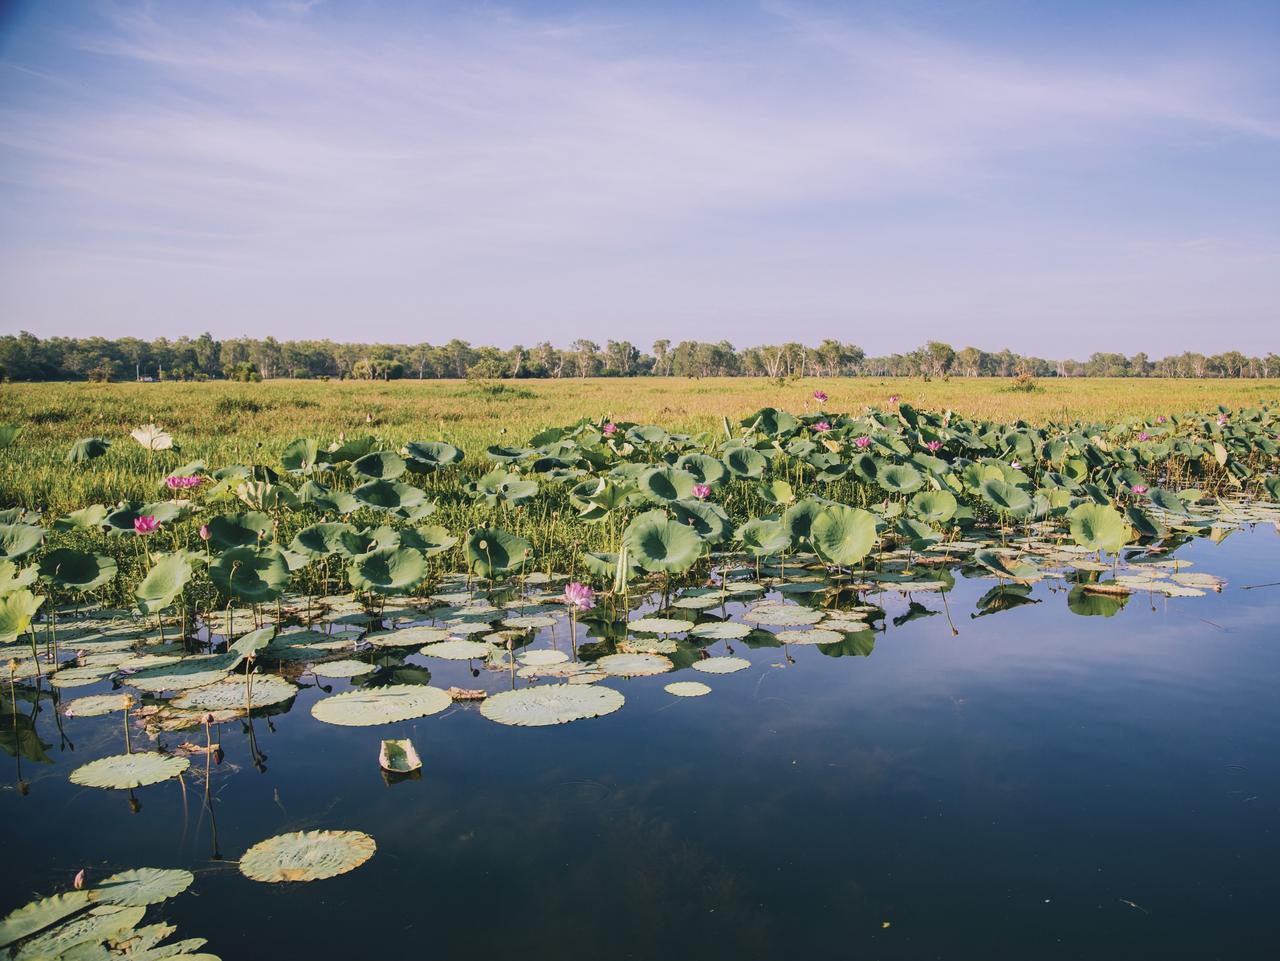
5 527 1280 960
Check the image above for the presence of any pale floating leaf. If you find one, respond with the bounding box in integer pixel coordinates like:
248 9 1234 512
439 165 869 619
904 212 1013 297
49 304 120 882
690 656 751 675
480 684 624 727
597 653 673 677
171 675 298 711
239 830 375 883
379 738 422 774
664 681 711 697
63 694 132 718
311 684 451 726
627 617 690 634
419 639 492 660
0 891 92 949
311 659 374 679
91 868 193 907
69 752 190 790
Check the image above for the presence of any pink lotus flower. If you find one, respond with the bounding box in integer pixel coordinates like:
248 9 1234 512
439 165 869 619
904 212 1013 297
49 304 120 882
1131 484 1148 495
73 870 85 890
602 422 617 436
888 395 899 404
199 524 211 541
166 475 201 490
854 435 872 448
924 440 943 452
1137 432 1150 442
563 581 595 611
134 515 159 535
1217 414 1228 426
813 421 831 433
812 390 828 403
1010 461 1022 470
691 483 711 500
1156 415 1167 424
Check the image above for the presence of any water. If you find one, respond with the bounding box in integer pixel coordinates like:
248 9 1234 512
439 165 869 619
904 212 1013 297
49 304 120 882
5 527 1280 960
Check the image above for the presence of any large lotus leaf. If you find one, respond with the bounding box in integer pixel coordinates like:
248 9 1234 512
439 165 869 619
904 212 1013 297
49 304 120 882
622 510 704 574
321 435 376 464
0 559 38 596
877 463 923 494
127 654 242 693
480 684 624 727
420 639 492 660
757 478 796 506
281 437 320 474
398 524 457 557
240 830 375 883
910 489 958 524
52 504 110 531
0 589 44 643
171 675 298 710
723 446 767 479
689 621 752 640
669 500 733 544
66 437 111 463
352 450 407 480
466 469 538 507
38 549 117 591
979 478 1033 517
62 693 133 718
69 752 190 790
354 479 427 511
105 500 190 533
690 656 751 674
973 549 1042 582
742 407 800 438
810 505 877 567
310 684 451 726
598 653 673 676
465 527 532 578
209 546 291 602
641 467 697 504
348 547 428 595
625 425 670 446
782 497 826 547
581 550 642 581
235 479 300 513
206 512 272 551
403 441 464 472
228 625 278 659
628 617 691 634
135 551 195 614
1149 487 1192 515
746 605 823 627
290 522 367 558
1069 503 1131 553
735 518 791 556
674 453 727 487
0 891 93 948
0 523 44 561
91 868 193 907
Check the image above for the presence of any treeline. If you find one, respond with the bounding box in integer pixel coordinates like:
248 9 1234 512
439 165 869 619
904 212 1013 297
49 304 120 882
1 331 1276 382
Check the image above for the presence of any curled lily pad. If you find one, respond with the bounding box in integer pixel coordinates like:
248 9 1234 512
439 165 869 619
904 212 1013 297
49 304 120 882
664 681 711 697
239 829 375 883
420 639 492 660
379 738 422 774
69 752 190 790
91 868 193 907
480 684 624 727
311 684 452 726
690 656 751 675
597 653 674 676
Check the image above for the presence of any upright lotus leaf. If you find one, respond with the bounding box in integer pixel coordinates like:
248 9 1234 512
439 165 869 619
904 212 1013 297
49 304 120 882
38 549 117 592
206 512 273 551
735 517 791 557
465 469 538 508
131 423 174 451
352 450 407 480
1264 476 1280 502
135 550 195 614
66 437 111 463
0 559 38 596
1069 503 1132 553
236 479 300 512
397 524 457 557
281 437 321 474
321 435 376 464
810 505 877 567
290 522 369 558
876 463 924 495
354 479 427 512
669 500 733 544
0 589 44 643
53 504 109 532
0 424 20 448
105 500 190 533
757 478 796 506
1125 505 1163 539
979 478 1033 517
209 546 291 602
240 830 376 883
465 527 532 577
1149 487 1191 516
622 510 705 574
782 497 826 548
228 625 277 659
909 489 958 524
723 446 767 479
624 425 670 447
348 547 428 595
0 523 44 561
641 467 697 505
581 551 642 580
485 445 533 463
675 453 728 488
742 407 800 438
403 441 464 473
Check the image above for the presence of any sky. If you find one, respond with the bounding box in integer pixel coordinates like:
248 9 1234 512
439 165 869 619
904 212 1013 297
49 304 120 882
1 0 1277 355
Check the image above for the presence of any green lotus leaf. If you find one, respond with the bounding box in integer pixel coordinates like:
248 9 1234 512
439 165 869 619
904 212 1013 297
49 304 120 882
135 551 196 614
397 524 457 557
228 625 277 659
290 522 367 558
311 684 452 726
0 891 93 948
1262 475 1280 501
757 478 796 506
205 512 272 551
240 829 375 883
480 684 625 727
581 550 642 581
52 504 109 531
723 446 767 478
348 547 428 595
669 500 733 544
598 653 673 676
877 463 924 494
1149 487 1192 515
69 752 190 790
352 450 407 480
745 605 823 627
1069 503 1131 553
735 518 791 557
664 680 711 697
810 504 877 567
281 437 321 474
465 527 532 578
91 867 194 907
11 904 146 958
126 654 242 692
38 549 117 591
641 467 697 504
781 497 826 548
353 479 427 511
62 693 133 718
622 510 704 574
675 453 728 487
0 589 44 643
909 489 958 524
403 441 464 472
690 656 751 674
973 549 1042 582
321 435 376 464
0 523 44 561
625 425 670 446
171 674 298 710
66 437 111 464
0 559 37 596
209 546 292 602
979 478 1033 517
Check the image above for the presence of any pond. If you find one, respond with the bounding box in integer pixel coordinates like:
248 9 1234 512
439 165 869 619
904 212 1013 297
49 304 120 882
4 525 1279 960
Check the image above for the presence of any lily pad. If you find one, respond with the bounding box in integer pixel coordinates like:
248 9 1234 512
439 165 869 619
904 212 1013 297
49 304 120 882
311 659 375 679
63 693 132 718
0 891 92 948
69 752 190 790
239 829 376 883
311 684 452 726
690 656 751 675
170 675 299 711
91 868 194 907
597 653 674 676
664 681 711 697
628 617 690 634
480 684 624 727
420 639 492 660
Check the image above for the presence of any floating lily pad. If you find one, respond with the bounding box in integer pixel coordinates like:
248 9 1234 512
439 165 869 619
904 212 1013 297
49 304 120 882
690 656 751 675
776 629 844 645
420 639 492 660
517 649 569 666
91 868 194 907
627 617 690 634
597 653 674 676
0 891 92 948
364 626 450 648
311 684 452 726
311 659 374 678
239 829 376 883
688 621 752 640
744 606 823 627
63 693 132 718
379 738 422 774
664 681 711 697
69 752 190 790
171 675 298 711
480 684 624 727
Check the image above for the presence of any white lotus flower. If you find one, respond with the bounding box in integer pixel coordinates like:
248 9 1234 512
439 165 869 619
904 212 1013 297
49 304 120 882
131 424 173 451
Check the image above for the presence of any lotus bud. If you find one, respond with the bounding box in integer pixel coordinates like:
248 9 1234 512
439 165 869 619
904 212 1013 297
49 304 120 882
203 712 215 725
73 869 86 890
199 524 211 541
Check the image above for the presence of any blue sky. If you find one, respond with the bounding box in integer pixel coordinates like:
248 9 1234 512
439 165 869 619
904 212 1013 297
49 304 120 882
1 0 1277 354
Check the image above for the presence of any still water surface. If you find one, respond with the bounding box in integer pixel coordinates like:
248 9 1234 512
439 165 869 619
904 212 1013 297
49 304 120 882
4 528 1279 960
